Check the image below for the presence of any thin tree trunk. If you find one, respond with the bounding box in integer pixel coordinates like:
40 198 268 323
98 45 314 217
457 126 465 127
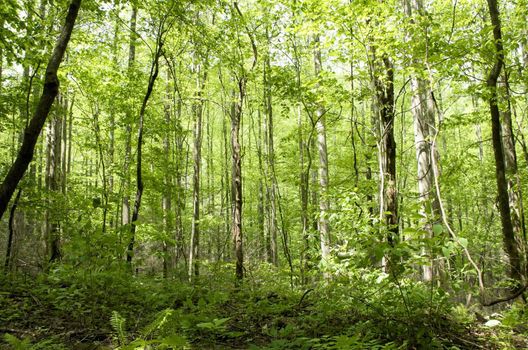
500 73 527 273
126 32 164 266
0 0 81 221
4 190 22 272
370 45 398 268
231 81 245 281
162 70 172 278
314 35 331 267
405 0 441 281
264 39 278 266
189 61 208 280
122 5 137 230
46 96 63 262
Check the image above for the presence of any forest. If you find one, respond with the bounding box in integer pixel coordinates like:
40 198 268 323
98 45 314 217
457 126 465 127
1 0 528 348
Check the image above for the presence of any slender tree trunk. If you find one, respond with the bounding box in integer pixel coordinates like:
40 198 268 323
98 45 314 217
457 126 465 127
0 0 81 221
486 0 523 283
313 35 331 269
263 40 278 266
405 0 441 281
126 33 163 266
231 80 245 281
4 190 22 272
257 108 267 261
45 95 63 262
93 106 108 233
0 18 3 95
162 70 172 278
223 103 231 261
370 45 398 269
189 61 207 280
122 5 137 230
500 73 527 273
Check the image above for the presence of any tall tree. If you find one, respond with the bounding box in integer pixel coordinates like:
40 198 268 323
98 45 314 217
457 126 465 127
0 0 81 221
126 20 166 266
313 35 331 268
369 39 398 263
122 5 137 230
485 0 523 284
189 51 208 280
230 2 257 281
405 0 441 281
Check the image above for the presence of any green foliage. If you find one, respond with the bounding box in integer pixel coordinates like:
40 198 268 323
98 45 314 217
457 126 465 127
111 311 127 347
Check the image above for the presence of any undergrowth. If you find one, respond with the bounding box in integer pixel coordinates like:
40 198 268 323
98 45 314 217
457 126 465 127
0 264 526 349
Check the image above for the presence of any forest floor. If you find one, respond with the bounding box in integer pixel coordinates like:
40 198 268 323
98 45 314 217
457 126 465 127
1 265 527 349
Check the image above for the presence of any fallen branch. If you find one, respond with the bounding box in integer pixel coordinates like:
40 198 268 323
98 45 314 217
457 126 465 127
482 284 528 307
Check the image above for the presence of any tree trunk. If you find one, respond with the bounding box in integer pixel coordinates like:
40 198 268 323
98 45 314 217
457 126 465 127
126 33 163 266
313 35 331 268
45 94 64 262
4 190 22 272
122 5 137 231
0 0 81 221
486 0 523 283
189 61 207 280
500 73 527 274
370 45 398 268
162 70 172 278
231 80 245 281
263 40 278 266
405 0 441 281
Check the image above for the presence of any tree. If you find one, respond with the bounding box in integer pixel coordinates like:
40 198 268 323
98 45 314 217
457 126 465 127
485 0 524 285
0 0 81 221
126 15 168 266
405 0 441 281
313 34 331 269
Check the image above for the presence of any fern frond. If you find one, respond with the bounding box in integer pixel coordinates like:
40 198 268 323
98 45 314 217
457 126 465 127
110 310 127 346
141 308 174 338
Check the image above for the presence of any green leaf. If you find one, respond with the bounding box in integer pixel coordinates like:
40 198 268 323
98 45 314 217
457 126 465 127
160 334 188 348
433 224 444 235
458 238 468 248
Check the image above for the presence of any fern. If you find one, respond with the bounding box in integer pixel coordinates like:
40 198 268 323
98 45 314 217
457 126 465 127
110 310 127 347
3 333 32 350
141 308 174 338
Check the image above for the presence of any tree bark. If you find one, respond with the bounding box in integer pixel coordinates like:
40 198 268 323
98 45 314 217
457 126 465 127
231 80 245 281
126 31 163 266
0 0 81 221
189 60 207 280
405 0 441 281
370 45 398 266
499 73 526 274
122 5 137 230
313 35 331 268
4 190 22 272
263 37 278 266
486 0 523 283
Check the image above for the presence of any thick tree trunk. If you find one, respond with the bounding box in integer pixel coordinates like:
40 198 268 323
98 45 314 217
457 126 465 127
486 0 523 283
0 0 81 221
